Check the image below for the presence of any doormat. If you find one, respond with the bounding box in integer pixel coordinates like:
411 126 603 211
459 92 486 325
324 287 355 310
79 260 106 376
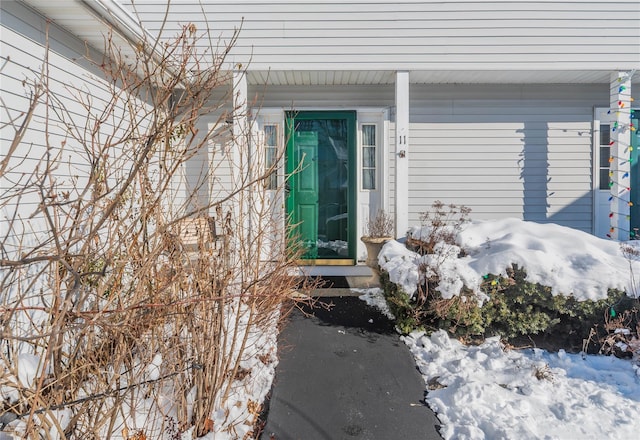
299 276 350 289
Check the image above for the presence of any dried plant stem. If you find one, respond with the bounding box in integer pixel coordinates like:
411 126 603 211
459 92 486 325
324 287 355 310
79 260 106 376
0 12 303 440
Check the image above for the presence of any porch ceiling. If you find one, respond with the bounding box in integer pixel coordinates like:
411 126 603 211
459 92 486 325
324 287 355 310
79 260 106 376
248 70 638 86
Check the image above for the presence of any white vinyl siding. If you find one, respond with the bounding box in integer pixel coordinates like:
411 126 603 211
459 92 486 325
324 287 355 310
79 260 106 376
252 83 607 234
205 120 235 208
1 2 133 248
405 84 605 232
388 122 397 222
251 84 395 108
121 0 640 72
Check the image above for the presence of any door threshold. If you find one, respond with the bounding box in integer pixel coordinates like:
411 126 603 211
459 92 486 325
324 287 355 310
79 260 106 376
292 263 374 277
296 259 354 266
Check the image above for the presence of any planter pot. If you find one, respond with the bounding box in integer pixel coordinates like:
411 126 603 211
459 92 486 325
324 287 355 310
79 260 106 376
361 236 393 270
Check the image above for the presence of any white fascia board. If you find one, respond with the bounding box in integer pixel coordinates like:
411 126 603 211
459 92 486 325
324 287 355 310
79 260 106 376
79 0 150 46
77 0 184 84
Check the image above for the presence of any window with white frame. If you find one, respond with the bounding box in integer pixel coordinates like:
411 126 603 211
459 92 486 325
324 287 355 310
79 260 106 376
362 124 377 190
264 124 278 190
598 123 611 190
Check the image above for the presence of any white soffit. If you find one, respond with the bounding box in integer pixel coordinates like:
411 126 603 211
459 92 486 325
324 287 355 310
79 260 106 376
24 0 140 61
248 70 635 86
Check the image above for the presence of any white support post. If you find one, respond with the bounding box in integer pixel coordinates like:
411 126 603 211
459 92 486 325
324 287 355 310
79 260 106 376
232 69 250 230
395 71 410 237
382 108 391 214
184 120 210 214
233 69 248 169
609 71 633 240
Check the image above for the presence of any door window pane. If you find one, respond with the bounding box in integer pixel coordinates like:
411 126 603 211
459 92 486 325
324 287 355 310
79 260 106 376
599 124 611 190
600 125 610 146
264 125 278 190
363 169 375 190
363 124 376 146
362 124 377 190
363 146 375 168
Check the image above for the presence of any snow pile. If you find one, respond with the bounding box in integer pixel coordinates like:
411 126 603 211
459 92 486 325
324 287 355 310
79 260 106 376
353 287 395 320
380 218 640 302
2 309 279 440
204 312 279 440
404 330 640 440
377 240 423 297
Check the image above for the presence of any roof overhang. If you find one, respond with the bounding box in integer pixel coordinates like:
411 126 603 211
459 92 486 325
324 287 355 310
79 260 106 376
247 69 638 86
24 0 142 61
23 0 178 83
23 0 639 87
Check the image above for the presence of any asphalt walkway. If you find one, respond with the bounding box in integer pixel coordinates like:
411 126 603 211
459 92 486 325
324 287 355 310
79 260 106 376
260 296 443 440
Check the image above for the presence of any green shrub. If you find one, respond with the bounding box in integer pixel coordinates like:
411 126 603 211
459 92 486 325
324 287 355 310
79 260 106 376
480 266 629 340
381 264 634 350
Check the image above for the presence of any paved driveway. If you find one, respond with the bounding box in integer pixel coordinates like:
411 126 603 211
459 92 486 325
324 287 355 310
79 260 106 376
260 296 443 440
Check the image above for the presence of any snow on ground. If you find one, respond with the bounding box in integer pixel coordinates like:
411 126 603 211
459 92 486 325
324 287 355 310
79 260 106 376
366 219 640 439
195 310 279 440
405 329 640 440
361 287 640 440
2 307 279 440
6 218 639 439
353 287 395 320
380 217 640 301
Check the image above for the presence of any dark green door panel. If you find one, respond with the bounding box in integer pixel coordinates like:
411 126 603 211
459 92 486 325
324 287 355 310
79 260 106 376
293 131 319 258
286 111 356 260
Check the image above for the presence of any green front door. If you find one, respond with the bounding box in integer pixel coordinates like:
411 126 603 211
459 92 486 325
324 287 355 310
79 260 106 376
286 111 357 261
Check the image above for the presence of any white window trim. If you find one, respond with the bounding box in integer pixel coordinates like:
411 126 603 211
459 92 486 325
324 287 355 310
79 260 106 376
593 107 611 237
360 122 379 191
254 109 285 193
357 111 388 206
254 107 389 264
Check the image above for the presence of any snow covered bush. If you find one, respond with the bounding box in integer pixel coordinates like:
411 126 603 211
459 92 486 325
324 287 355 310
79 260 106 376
380 201 482 335
379 203 640 349
381 264 631 346
480 267 630 344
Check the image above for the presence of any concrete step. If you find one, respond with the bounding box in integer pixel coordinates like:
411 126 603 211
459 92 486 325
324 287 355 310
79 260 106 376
291 265 382 297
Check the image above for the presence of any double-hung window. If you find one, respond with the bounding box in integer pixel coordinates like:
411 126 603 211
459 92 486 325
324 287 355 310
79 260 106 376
362 124 377 190
264 124 278 190
598 122 611 190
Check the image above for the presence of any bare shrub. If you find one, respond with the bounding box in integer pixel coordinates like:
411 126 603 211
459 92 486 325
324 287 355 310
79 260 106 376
406 200 471 255
583 300 640 359
533 363 555 382
403 201 473 333
0 17 302 439
580 244 640 360
364 209 394 238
